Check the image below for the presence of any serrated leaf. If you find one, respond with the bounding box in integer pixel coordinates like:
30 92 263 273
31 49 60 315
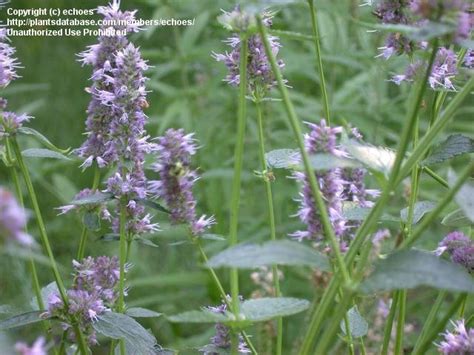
138 199 170 214
442 209 473 227
448 170 474 222
341 202 398 222
265 149 299 169
342 139 396 178
126 307 162 318
200 234 226 241
83 212 101 231
360 249 474 294
207 240 330 271
22 148 71 161
71 192 113 206
0 311 45 330
18 127 69 154
168 297 309 324
400 201 437 224
422 134 474 166
93 311 158 355
240 297 310 322
167 310 228 324
340 306 368 338
303 153 360 171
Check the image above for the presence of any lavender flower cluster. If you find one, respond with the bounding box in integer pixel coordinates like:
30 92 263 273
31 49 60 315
291 120 378 251
213 7 285 93
437 320 474 354
45 256 123 345
0 187 33 246
14 337 47 355
0 28 20 88
436 231 474 272
76 1 157 236
373 0 473 90
201 302 249 354
150 128 215 236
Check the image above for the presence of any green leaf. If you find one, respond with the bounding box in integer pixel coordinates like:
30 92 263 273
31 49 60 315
126 307 162 318
22 148 71 161
265 149 299 169
240 297 310 322
360 249 474 294
408 21 454 41
442 209 473 227
305 153 360 171
400 201 437 224
342 139 396 178
0 311 45 330
71 192 113 206
422 134 474 166
207 240 330 271
98 233 120 242
200 234 226 241
340 306 368 338
167 310 228 324
168 297 310 324
18 127 69 154
83 212 101 231
341 202 398 222
93 311 158 354
138 199 170 214
448 170 474 222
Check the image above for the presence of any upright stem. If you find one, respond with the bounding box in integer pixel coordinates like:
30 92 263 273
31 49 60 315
228 32 248 336
5 138 44 310
255 98 282 355
257 15 350 285
299 41 439 354
77 166 101 260
118 202 127 355
381 294 399 355
307 0 331 123
10 137 89 355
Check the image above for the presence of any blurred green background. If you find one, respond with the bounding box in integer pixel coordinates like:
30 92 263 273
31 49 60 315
0 0 472 353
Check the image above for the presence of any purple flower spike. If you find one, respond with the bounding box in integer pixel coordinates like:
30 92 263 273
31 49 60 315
0 187 34 246
0 28 20 88
150 128 215 236
14 337 47 355
437 320 474 354
0 112 32 137
77 1 140 168
213 9 284 92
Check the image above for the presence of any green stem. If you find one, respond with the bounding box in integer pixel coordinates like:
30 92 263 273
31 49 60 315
10 138 89 354
77 166 101 260
194 239 258 354
307 0 331 123
257 14 350 285
414 293 467 355
228 32 249 322
118 202 127 355
255 97 282 355
394 290 407 355
299 41 439 354
422 166 448 188
381 294 399 355
401 162 473 249
412 291 446 354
